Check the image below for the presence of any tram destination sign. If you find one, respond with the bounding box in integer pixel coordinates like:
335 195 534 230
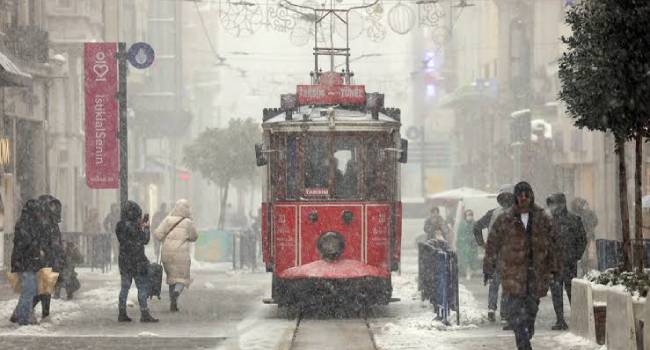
296 71 365 105
297 84 366 105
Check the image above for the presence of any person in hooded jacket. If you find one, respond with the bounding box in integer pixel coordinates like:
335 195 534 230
116 200 158 322
484 182 559 350
546 193 587 330
424 207 449 241
33 194 65 319
475 184 514 323
571 198 598 273
154 199 198 312
10 200 46 325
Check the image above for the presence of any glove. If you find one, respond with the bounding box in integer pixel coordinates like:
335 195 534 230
483 273 492 286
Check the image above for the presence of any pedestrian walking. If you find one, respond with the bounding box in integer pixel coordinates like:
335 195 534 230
547 193 587 330
424 207 449 241
54 241 83 300
33 194 65 320
571 198 598 273
153 199 198 312
104 203 120 264
151 203 168 259
10 200 46 325
456 209 478 280
116 200 158 322
484 182 559 350
475 184 514 324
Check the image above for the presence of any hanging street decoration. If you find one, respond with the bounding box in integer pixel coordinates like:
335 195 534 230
387 1 416 35
214 0 450 43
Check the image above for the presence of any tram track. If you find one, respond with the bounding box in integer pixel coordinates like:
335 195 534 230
288 310 379 350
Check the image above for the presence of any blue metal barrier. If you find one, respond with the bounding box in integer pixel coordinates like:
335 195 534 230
417 237 459 325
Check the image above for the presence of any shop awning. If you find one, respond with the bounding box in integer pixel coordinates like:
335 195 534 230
0 51 32 87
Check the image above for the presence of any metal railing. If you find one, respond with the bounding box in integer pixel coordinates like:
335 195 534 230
417 237 460 326
3 231 114 272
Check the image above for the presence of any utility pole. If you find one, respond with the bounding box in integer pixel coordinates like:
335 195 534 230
118 42 128 218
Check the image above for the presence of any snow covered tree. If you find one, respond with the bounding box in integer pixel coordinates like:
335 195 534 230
559 0 650 271
183 118 260 229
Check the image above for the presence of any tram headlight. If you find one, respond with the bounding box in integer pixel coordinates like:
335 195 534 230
317 231 345 261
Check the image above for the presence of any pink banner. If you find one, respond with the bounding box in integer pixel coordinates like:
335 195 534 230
84 43 119 189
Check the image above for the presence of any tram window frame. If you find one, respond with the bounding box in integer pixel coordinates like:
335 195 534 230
269 134 287 200
269 131 397 202
303 135 331 192
332 137 362 200
366 134 396 201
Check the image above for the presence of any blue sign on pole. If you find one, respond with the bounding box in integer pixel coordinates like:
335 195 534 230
127 42 155 69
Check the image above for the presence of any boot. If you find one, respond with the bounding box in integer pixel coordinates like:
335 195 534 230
551 319 568 331
118 308 132 322
169 285 180 312
140 309 159 323
40 295 50 319
170 298 179 312
487 310 496 322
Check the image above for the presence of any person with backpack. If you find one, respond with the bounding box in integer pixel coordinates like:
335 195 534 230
116 200 158 323
154 199 198 312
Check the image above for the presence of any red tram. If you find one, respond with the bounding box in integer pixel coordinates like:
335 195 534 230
255 1 407 307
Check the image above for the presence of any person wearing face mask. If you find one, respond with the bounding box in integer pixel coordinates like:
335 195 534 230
457 209 479 280
484 182 559 350
546 193 586 331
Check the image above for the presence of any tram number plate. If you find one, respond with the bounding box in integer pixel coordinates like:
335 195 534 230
305 188 329 196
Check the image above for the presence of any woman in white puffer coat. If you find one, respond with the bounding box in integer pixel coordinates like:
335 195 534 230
153 199 198 312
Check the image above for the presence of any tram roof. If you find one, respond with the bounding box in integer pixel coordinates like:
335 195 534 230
262 106 400 132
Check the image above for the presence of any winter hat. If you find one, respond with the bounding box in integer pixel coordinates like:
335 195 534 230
513 181 535 205
546 193 566 206
496 184 514 207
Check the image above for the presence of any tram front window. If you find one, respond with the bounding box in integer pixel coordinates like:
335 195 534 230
304 137 329 190
334 140 360 198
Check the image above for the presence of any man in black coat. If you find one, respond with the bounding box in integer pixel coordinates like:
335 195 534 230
11 200 46 325
116 200 158 323
546 193 587 330
33 195 65 319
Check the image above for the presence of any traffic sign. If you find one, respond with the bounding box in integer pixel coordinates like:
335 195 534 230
127 42 155 69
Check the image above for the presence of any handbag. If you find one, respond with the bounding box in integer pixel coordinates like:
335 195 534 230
5 267 60 295
5 271 20 294
37 267 60 295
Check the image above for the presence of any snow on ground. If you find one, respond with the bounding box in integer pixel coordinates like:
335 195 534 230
371 271 488 349
0 280 136 335
552 333 601 348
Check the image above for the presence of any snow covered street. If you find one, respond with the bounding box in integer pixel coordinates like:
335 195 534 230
0 250 606 350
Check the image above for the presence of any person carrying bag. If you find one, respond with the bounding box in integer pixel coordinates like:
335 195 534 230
154 199 198 312
9 200 47 325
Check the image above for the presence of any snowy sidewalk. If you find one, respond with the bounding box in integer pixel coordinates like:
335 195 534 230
370 250 605 350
